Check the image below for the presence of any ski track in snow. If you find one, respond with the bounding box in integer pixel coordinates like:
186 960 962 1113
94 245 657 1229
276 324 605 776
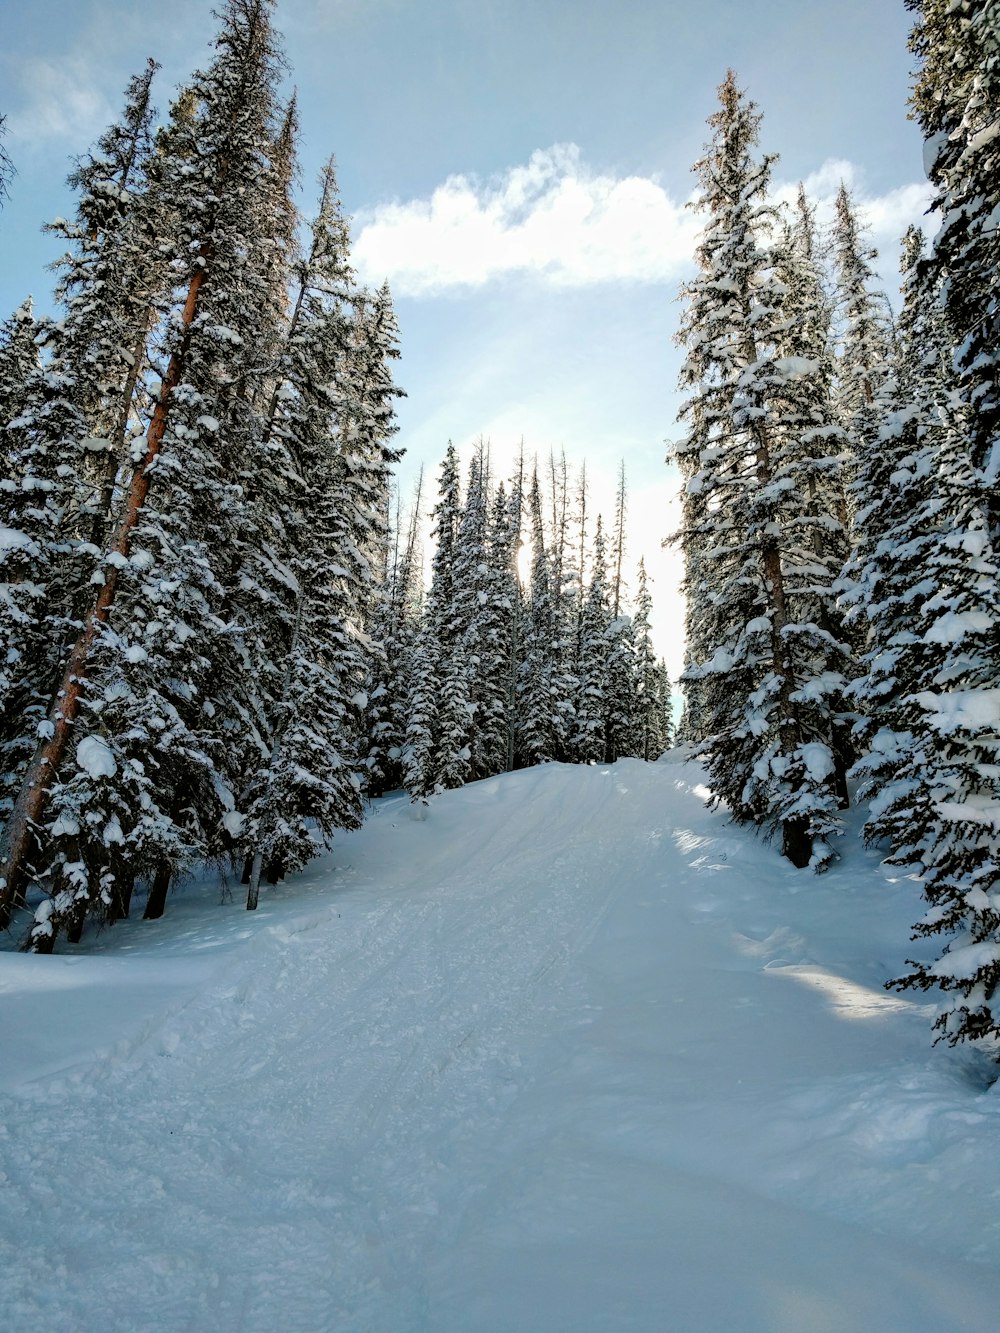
3 758 1000 1330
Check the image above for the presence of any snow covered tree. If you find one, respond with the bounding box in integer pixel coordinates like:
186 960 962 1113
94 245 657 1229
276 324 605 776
869 1 1000 1050
485 477 525 775
241 159 377 910
366 473 424 797
517 467 560 766
0 0 297 947
337 280 405 636
402 631 440 806
652 660 675 757
906 0 1000 531
573 515 610 763
0 298 45 820
0 59 169 937
674 72 851 868
0 298 39 435
633 558 670 759
831 184 895 540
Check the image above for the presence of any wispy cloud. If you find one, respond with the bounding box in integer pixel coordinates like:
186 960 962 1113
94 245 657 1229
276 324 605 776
354 146 933 298
7 55 116 149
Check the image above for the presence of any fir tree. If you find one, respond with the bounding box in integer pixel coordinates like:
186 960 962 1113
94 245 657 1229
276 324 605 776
517 467 559 766
876 0 1000 1049
907 0 1000 528
402 631 440 806
633 558 667 759
366 473 424 797
0 112 13 205
2 0 294 947
573 515 610 764
674 72 850 869
241 160 375 910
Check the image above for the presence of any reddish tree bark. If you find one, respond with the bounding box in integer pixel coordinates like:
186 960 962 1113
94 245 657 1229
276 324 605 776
0 267 206 931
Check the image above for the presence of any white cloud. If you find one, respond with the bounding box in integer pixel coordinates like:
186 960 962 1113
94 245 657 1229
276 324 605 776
353 144 701 296
355 146 934 298
8 55 115 148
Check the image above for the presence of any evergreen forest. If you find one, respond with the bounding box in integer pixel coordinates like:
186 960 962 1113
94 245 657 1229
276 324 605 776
2 0 1000 1062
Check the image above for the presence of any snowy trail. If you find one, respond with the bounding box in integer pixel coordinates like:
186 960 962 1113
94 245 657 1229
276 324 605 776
3 759 1000 1330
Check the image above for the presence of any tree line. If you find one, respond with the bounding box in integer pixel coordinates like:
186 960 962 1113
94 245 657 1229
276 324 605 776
369 445 673 809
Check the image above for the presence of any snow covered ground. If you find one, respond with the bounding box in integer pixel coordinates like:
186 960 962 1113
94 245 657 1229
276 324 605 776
3 756 1000 1331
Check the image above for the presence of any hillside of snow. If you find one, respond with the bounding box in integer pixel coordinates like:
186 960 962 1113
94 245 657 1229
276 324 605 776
3 756 1000 1331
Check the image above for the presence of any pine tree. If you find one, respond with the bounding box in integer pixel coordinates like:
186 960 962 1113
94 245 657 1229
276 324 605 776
517 467 559 766
0 299 44 820
603 464 641 762
451 447 491 778
0 298 39 436
2 0 295 947
831 184 894 542
241 160 376 910
402 631 440 806
674 72 850 869
907 0 1000 529
0 112 13 205
547 451 580 760
0 59 170 938
338 280 405 636
876 0 1000 1049
573 515 610 764
653 660 675 757
482 478 523 775
366 473 424 797
633 558 667 759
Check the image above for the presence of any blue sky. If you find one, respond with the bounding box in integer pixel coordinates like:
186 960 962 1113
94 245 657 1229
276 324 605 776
0 0 929 670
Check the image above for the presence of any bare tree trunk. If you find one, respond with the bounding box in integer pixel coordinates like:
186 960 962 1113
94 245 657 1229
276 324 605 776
108 870 135 923
66 900 87 945
246 849 264 911
781 818 812 868
0 267 206 932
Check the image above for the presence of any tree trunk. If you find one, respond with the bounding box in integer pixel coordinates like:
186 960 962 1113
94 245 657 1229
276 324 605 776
88 315 155 551
782 817 812 869
108 870 135 923
66 900 87 945
0 266 207 932
246 849 264 911
143 863 172 921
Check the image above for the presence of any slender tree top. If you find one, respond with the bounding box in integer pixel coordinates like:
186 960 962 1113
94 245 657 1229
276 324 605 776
0 111 15 205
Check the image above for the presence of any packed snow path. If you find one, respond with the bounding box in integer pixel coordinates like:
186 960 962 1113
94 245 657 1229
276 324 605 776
4 758 1000 1331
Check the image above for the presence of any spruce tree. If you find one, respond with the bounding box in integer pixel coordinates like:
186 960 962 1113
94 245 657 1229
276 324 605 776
241 161 376 909
877 0 1000 1048
0 112 13 205
366 474 424 797
3 0 294 947
907 0 1000 529
674 72 850 868
573 515 610 764
633 558 667 759
517 467 559 766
